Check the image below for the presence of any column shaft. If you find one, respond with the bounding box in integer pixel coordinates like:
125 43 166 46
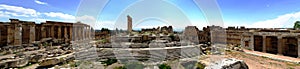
29 25 35 43
298 37 300 58
250 35 254 50
51 26 55 38
64 26 68 39
58 26 61 39
278 36 283 55
263 36 267 52
7 25 13 45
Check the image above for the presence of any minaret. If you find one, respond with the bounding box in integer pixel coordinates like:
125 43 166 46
127 15 132 33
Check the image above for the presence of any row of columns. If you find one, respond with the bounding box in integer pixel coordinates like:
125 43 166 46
73 26 93 41
7 24 22 46
245 34 300 57
5 24 93 46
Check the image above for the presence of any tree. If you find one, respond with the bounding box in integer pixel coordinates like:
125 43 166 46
294 21 300 29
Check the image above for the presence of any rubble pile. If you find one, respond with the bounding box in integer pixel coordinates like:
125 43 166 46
0 39 74 68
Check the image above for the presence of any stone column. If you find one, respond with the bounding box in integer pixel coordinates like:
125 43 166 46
7 25 13 46
73 26 77 41
82 26 84 40
277 36 283 55
87 27 91 39
240 35 245 47
85 27 88 40
69 26 73 41
29 25 35 43
79 26 82 40
64 26 68 39
88 27 91 39
76 26 80 41
51 26 55 38
58 26 61 39
250 35 254 51
262 35 267 52
14 24 22 46
41 26 47 38
297 37 300 58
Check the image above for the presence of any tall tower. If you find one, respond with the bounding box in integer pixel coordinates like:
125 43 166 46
127 15 132 32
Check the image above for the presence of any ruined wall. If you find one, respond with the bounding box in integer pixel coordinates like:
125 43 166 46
183 26 200 44
0 19 92 46
0 23 8 46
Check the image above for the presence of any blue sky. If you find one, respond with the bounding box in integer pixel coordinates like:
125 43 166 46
1 0 300 30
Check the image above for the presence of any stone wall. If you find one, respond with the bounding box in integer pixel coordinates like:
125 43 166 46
0 19 93 46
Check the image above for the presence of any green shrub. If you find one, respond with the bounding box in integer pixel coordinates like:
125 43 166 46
123 62 145 69
114 66 127 69
101 58 118 66
196 63 205 69
158 63 171 69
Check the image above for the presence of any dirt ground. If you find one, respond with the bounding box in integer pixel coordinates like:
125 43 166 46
224 50 300 69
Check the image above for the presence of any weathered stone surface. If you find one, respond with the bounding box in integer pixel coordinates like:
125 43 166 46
30 54 45 63
39 58 60 67
205 58 248 69
7 58 29 68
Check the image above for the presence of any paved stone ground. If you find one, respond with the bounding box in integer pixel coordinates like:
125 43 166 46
243 49 300 64
225 50 300 69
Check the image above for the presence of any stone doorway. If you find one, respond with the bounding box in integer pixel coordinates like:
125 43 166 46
266 36 278 54
283 37 298 57
22 25 30 44
254 35 263 52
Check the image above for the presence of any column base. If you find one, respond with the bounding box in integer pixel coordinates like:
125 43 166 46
277 53 283 56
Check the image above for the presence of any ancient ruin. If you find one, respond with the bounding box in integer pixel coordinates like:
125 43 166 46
0 19 93 68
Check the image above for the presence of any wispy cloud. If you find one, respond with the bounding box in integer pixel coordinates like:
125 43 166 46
225 11 300 28
34 0 48 5
0 4 39 17
0 4 75 22
247 11 300 28
44 12 75 20
76 15 97 28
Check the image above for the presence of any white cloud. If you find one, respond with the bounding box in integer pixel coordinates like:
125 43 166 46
0 4 39 17
34 0 48 5
0 4 76 23
225 11 300 28
76 15 97 28
248 12 300 28
0 11 10 17
44 12 75 20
